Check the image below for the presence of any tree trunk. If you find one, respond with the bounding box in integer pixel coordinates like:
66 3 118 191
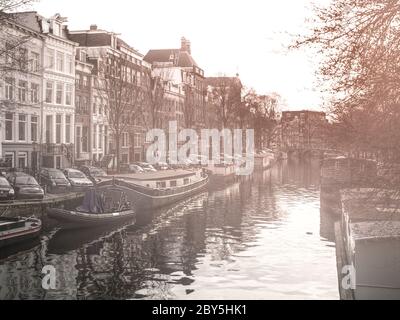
116 134 121 174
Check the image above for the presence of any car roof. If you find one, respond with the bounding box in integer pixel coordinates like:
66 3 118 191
43 168 62 172
9 172 29 176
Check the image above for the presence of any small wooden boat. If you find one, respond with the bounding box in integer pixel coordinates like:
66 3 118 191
0 217 42 249
47 187 136 228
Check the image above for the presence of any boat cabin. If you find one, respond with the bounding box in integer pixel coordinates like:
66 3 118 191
112 170 204 190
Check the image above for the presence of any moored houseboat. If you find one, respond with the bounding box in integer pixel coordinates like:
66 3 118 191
206 164 237 186
99 169 209 210
335 188 400 300
254 150 275 171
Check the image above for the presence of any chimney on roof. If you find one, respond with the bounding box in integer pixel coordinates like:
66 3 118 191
181 37 191 55
90 24 98 31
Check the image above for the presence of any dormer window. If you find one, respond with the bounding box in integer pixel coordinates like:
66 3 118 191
53 22 61 36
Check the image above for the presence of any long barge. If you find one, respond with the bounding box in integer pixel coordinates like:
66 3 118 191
98 169 209 211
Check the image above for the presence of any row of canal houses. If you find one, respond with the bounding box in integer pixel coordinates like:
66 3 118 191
0 11 235 171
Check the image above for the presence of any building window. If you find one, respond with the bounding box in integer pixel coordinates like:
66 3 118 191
76 74 81 87
5 113 13 141
93 125 97 149
46 81 53 103
134 133 141 147
18 48 28 71
65 84 72 106
31 83 39 104
17 152 28 169
56 82 63 104
30 52 40 72
82 126 89 153
56 156 61 169
99 125 103 150
4 152 14 168
82 96 89 114
5 78 14 100
156 181 167 189
56 115 62 144
122 132 129 148
65 115 71 144
53 22 61 37
76 95 81 113
56 51 64 72
18 80 27 102
66 54 73 74
82 75 88 87
46 49 54 69
31 116 38 142
18 114 27 141
46 115 53 143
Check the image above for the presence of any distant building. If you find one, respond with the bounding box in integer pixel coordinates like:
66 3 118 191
144 37 207 131
281 110 327 151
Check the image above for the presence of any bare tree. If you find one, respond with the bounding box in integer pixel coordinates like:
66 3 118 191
206 77 242 129
244 90 280 150
293 0 400 161
96 55 147 173
147 76 166 130
183 84 196 129
0 0 37 78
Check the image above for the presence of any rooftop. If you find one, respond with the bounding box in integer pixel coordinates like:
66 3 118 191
351 221 400 241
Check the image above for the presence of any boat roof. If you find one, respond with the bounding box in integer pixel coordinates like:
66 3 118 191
350 221 400 241
112 169 198 181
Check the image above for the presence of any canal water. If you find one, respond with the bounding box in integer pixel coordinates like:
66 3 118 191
0 159 340 300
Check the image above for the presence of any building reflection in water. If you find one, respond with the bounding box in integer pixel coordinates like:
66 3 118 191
0 159 339 300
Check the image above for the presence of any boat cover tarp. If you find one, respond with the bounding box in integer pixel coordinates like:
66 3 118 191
79 189 105 214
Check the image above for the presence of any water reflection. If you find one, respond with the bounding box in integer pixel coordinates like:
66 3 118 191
0 159 339 300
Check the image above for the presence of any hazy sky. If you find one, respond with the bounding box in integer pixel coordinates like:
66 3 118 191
34 0 330 111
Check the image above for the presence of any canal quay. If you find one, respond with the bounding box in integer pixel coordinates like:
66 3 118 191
0 159 340 300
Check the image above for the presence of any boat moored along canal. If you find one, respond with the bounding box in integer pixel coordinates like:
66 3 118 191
47 187 136 228
335 188 400 300
0 217 42 249
99 169 209 210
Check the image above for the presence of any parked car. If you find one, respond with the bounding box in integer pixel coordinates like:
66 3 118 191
40 168 71 194
135 163 157 173
154 162 171 171
7 173 44 200
127 164 145 174
62 169 94 191
0 176 15 201
79 166 108 183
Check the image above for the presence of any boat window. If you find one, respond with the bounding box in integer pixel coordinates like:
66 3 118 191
170 180 177 187
184 178 190 185
156 181 167 189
